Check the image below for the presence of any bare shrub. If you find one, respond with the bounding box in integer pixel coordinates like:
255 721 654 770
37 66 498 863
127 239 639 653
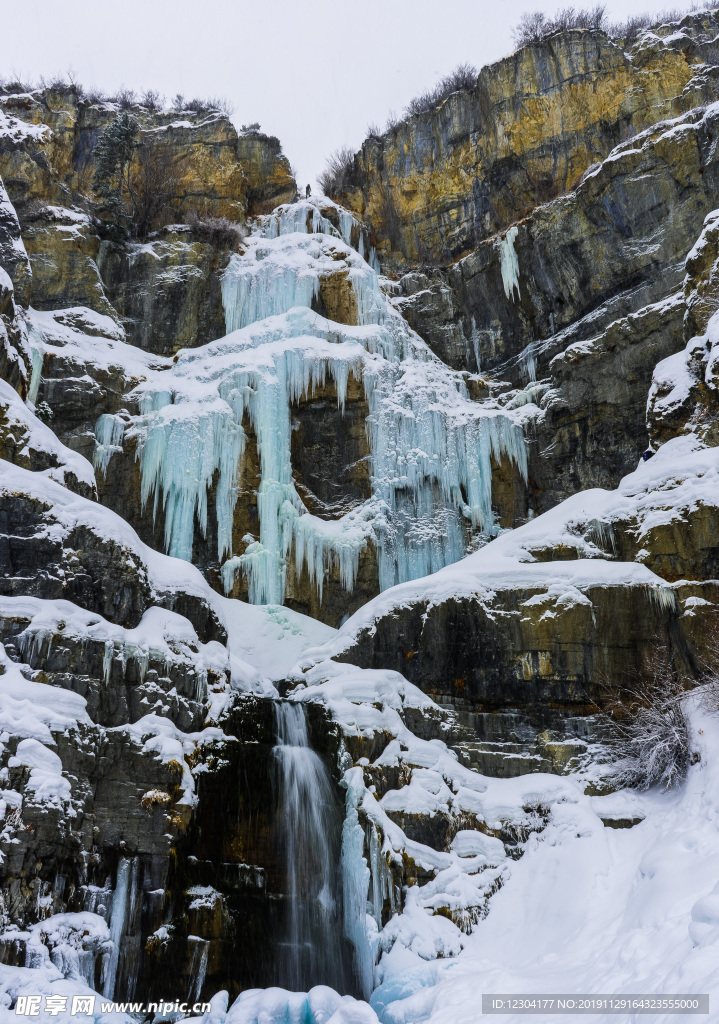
141 89 164 111
513 3 710 50
0 75 35 95
598 652 691 791
85 86 110 105
512 5 608 46
318 146 357 196
39 73 71 93
385 109 401 132
366 122 383 140
117 87 137 110
692 617 719 716
185 209 246 248
404 62 478 118
140 789 171 810
609 8 684 44
179 95 235 116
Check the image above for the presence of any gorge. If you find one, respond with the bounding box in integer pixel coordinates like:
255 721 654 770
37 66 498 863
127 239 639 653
1 8 719 1024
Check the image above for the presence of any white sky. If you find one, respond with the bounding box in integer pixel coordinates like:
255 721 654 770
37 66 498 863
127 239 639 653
6 0 693 189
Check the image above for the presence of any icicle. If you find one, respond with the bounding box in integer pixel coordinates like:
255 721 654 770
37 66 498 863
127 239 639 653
93 414 125 476
497 225 520 301
339 209 355 245
27 345 44 407
222 252 321 333
470 316 481 372
103 641 114 685
521 348 537 383
131 198 529 610
341 770 373 1000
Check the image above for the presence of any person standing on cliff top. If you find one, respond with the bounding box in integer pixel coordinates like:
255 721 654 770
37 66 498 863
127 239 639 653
306 184 311 197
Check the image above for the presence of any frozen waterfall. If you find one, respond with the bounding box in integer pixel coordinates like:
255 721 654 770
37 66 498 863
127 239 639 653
127 197 528 610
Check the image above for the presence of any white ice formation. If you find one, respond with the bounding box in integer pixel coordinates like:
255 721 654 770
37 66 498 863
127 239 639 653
118 197 527 607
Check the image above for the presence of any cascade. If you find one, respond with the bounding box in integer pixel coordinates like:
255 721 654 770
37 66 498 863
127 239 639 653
102 857 130 1000
187 936 209 1002
272 702 351 993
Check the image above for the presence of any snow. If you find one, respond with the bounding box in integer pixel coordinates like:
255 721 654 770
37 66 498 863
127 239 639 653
215 595 333 686
0 379 96 492
362 697 719 1024
0 110 49 144
17 199 529 616
316 433 716 663
0 595 230 696
204 694 719 1024
8 738 71 806
0 460 216 609
0 640 91 744
3 181 719 1024
120 714 225 810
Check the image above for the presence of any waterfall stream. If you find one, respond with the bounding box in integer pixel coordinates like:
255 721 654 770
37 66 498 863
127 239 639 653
272 702 350 993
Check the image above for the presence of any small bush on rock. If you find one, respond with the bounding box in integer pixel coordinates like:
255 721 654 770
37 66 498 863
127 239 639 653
185 209 246 248
512 3 711 49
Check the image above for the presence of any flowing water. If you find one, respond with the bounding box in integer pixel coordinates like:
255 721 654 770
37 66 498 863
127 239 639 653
272 701 350 992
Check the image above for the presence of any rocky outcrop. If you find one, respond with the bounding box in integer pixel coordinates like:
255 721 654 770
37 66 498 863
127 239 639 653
526 294 686 513
0 88 293 222
334 572 679 712
335 12 719 268
20 204 118 320
97 232 231 355
0 87 295 347
236 130 297 213
0 462 225 642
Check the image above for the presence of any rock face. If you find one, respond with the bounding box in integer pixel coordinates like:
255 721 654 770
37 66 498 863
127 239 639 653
335 579 678 712
2 15 719 1016
334 13 719 268
379 94 719 521
97 233 231 355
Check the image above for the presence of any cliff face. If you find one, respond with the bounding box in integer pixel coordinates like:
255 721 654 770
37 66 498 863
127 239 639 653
0 88 295 221
0 89 296 356
2 14 719 1019
336 12 719 269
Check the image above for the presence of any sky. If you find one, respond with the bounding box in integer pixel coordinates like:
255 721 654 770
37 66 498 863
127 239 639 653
6 0 696 189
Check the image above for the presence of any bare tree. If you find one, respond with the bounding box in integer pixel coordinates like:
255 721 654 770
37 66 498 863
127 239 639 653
126 140 188 238
318 147 357 197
